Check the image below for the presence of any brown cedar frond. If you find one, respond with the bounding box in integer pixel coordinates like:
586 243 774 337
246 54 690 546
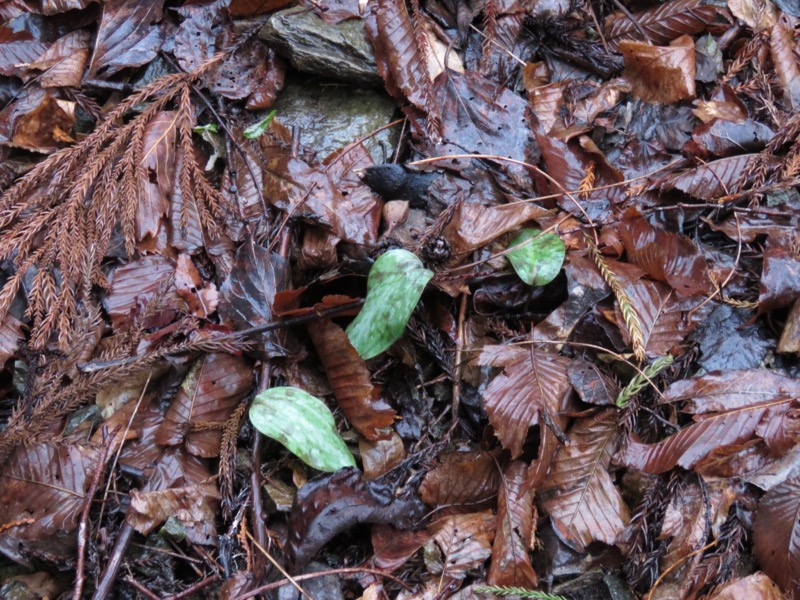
220 400 248 520
586 237 647 362
0 69 231 349
408 0 442 142
578 160 596 199
481 0 499 72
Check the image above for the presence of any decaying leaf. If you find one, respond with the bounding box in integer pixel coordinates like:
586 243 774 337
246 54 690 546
425 510 496 578
127 483 220 545
488 461 538 588
539 410 630 551
420 450 502 514
308 318 396 440
620 36 696 104
359 431 406 479
286 468 426 570
28 30 90 88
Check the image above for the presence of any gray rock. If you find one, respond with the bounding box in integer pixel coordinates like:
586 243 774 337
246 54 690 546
271 75 399 163
259 6 380 86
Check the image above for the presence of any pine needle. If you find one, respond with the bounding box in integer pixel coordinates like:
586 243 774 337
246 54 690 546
586 236 647 362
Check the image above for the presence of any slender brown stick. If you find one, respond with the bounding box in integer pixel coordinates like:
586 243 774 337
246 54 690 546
74 427 114 600
165 574 221 600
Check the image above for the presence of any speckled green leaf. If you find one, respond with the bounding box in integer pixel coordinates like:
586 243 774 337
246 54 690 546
249 387 356 472
507 229 566 286
346 249 433 359
243 109 277 139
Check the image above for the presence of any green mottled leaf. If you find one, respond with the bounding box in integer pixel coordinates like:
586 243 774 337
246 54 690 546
507 229 565 286
249 387 356 472
243 109 277 139
346 249 433 359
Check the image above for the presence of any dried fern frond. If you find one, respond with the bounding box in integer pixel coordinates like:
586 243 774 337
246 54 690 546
0 65 228 349
586 236 647 362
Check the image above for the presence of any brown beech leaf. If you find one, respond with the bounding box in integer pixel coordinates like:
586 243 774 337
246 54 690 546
728 0 777 30
443 201 550 256
707 573 784 600
419 450 502 514
426 510 496 578
359 431 406 479
28 30 90 88
286 468 426 570
307 318 395 440
661 154 777 200
567 359 619 406
218 242 289 356
155 353 252 457
753 472 800 598
604 0 726 49
136 111 178 244
621 370 800 473
620 217 712 296
0 26 47 77
174 254 218 318
87 0 165 77
365 0 437 119
0 440 105 565
370 524 431 571
771 15 800 109
620 36 696 104
127 483 220 545
264 155 379 245
686 118 775 159
103 256 183 332
480 345 571 458
539 409 630 552
488 461 537 588
0 312 23 370
759 233 800 313
0 87 74 153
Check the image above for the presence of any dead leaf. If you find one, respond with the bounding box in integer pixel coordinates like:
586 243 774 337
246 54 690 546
128 483 220 545
426 511 496 578
136 111 178 245
359 431 406 479
0 26 47 77
488 461 538 588
708 572 785 599
419 450 502 514
620 36 696 104
370 524 431 571
28 30 90 88
728 0 777 30
539 409 630 552
771 14 800 110
174 254 218 318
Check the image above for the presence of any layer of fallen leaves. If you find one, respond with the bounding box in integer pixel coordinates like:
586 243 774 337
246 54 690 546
0 0 799 597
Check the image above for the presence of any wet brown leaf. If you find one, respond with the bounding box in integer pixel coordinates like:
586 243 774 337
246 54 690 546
174 253 218 318
426 510 496 578
662 154 776 200
419 450 502 514
621 370 800 473
218 242 290 355
771 14 800 110
0 26 46 77
567 359 619 406
307 318 396 440
480 345 571 458
488 461 537 588
0 440 105 565
286 468 426 570
753 472 800 598
539 409 630 552
604 0 727 49
620 217 712 296
0 312 23 370
0 87 74 152
359 431 406 479
137 111 178 245
443 202 550 256
27 29 90 88
759 233 800 313
728 0 777 30
127 483 220 545
370 524 431 571
707 573 784 600
686 118 775 159
88 0 165 77
155 352 252 457
620 36 696 104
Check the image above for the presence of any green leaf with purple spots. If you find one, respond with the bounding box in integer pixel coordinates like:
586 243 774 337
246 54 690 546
346 249 433 359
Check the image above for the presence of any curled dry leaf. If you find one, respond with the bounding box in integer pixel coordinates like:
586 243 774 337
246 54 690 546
371 524 431 571
620 36 696 104
539 409 630 552
753 472 800 598
127 483 221 545
286 468 427 570
307 318 396 440
155 352 253 457
479 345 571 458
621 370 800 473
0 441 105 565
419 450 502 514
488 461 538 588
0 87 75 152
425 510 496 578
728 0 777 30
